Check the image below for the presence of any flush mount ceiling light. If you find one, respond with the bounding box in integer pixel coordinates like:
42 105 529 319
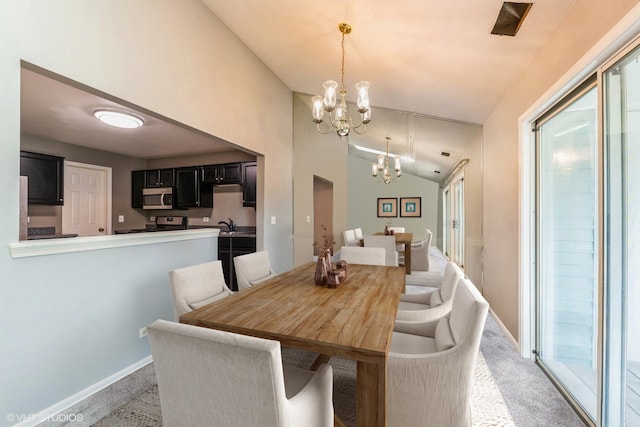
311 23 371 138
93 109 144 129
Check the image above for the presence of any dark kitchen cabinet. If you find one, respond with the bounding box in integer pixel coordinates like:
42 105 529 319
175 166 213 208
219 236 256 291
201 162 242 185
242 161 257 207
20 151 64 205
145 168 174 188
131 170 145 208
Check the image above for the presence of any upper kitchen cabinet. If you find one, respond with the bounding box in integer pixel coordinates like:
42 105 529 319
175 166 213 209
20 151 64 205
131 170 145 209
242 161 257 207
145 168 174 188
201 162 242 185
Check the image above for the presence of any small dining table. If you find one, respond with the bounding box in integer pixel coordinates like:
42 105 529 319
180 261 406 427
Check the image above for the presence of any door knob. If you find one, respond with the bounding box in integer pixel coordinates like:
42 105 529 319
99 228 105 232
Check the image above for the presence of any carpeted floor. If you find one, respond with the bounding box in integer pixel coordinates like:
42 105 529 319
92 347 514 427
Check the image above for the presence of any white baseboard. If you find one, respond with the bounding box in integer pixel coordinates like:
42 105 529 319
489 308 520 353
13 356 152 427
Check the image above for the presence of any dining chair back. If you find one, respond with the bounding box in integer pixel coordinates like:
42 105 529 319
169 260 232 321
339 246 386 266
234 251 276 291
363 234 399 267
342 229 358 246
147 319 334 427
354 227 363 240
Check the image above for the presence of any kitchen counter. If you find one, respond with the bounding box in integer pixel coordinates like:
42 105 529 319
188 225 256 238
27 226 77 240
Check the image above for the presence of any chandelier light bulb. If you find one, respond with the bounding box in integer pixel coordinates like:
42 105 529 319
323 80 338 112
355 81 371 113
312 96 325 123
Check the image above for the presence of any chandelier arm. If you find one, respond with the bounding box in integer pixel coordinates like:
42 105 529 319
315 123 334 135
351 124 369 135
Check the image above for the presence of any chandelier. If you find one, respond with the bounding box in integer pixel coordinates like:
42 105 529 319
372 137 401 184
311 23 371 137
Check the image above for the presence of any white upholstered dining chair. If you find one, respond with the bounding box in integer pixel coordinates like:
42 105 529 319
363 234 399 267
410 229 433 271
342 229 359 247
147 319 334 427
338 246 386 266
353 227 363 241
233 250 276 291
386 278 489 427
169 260 233 321
397 262 463 324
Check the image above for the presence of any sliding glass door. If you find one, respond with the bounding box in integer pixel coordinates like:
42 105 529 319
603 43 640 427
534 37 640 426
536 83 599 419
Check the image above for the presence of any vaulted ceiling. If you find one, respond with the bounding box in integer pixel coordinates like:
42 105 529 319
21 0 577 182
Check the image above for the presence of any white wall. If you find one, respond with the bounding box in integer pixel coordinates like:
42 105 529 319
0 1 293 423
292 94 348 266
482 0 640 341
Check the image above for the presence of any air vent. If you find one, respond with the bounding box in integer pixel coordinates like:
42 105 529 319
441 152 450 157
491 2 532 36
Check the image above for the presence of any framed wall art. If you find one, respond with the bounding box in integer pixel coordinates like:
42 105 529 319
377 197 398 217
400 197 421 217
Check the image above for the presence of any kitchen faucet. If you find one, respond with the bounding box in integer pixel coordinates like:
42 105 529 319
218 218 236 232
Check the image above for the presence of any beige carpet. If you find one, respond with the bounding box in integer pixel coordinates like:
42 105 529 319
93 348 514 427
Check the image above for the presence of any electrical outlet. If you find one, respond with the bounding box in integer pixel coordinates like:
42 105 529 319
118 215 125 223
271 216 276 224
306 216 311 223
149 216 156 222
139 327 148 338
203 217 209 222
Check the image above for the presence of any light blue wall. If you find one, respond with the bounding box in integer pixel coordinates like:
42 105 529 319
1 238 217 421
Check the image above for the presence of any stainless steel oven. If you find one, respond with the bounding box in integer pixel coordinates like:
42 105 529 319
142 187 174 210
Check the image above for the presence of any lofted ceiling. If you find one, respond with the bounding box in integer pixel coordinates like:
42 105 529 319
21 0 577 182
203 0 576 181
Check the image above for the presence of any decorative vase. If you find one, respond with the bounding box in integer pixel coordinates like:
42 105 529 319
314 248 331 286
384 225 390 235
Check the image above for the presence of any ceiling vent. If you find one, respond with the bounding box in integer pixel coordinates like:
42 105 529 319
491 2 532 36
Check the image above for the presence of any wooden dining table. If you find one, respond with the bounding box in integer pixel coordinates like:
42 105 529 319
180 261 406 427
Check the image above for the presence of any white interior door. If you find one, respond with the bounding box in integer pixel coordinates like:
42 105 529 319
62 161 112 236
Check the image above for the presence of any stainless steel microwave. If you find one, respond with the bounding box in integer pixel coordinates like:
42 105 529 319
142 187 174 210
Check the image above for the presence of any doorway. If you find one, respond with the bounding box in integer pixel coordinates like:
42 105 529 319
62 161 112 236
313 176 333 256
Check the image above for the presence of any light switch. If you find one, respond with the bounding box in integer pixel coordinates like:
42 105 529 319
271 216 276 224
118 215 125 223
